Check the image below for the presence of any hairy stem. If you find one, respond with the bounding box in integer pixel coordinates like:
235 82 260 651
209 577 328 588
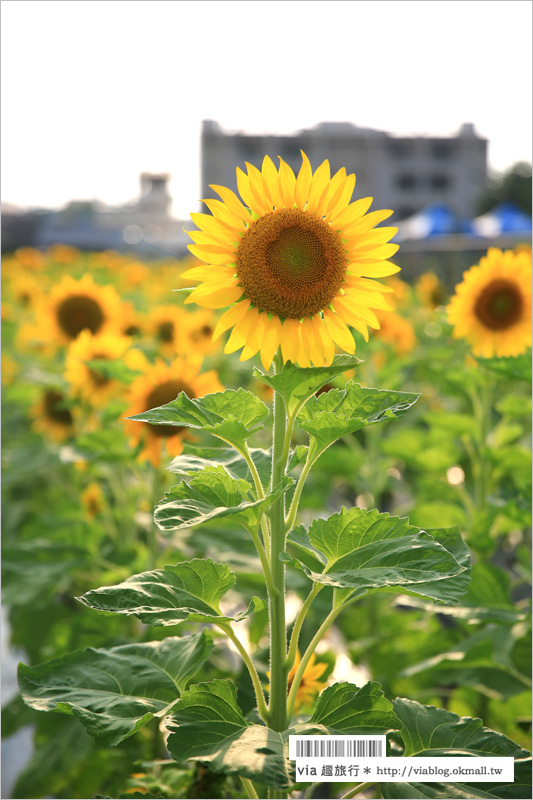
340 781 377 799
268 351 289 734
286 583 322 669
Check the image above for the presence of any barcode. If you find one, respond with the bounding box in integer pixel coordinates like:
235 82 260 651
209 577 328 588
295 739 383 758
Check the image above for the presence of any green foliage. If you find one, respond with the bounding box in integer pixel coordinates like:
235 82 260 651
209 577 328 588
128 388 270 449
19 634 213 746
254 354 362 416
298 380 420 455
154 467 292 533
308 681 397 733
78 559 265 625
285 508 470 604
165 679 290 789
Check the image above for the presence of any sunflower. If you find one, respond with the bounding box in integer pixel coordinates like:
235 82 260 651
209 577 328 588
182 309 220 355
268 651 328 713
81 482 105 519
31 388 75 441
447 248 532 358
181 152 399 369
416 271 448 309
41 275 125 346
373 310 416 356
149 305 190 355
65 330 144 405
124 356 223 466
9 273 46 309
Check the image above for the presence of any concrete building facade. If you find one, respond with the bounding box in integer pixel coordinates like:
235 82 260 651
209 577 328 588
201 120 488 221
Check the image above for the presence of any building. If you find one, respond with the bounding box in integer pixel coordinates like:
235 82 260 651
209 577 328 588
1 174 191 256
201 120 487 221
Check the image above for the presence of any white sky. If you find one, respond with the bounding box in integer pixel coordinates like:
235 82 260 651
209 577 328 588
1 0 532 219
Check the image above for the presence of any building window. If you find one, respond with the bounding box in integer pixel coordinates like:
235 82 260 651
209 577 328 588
396 174 416 190
398 206 416 219
431 143 452 159
388 141 412 159
431 175 450 190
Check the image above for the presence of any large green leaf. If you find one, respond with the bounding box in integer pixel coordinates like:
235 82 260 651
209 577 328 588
168 445 272 485
165 679 290 789
127 388 270 449
298 380 419 455
18 633 214 746
393 562 527 624
2 540 86 606
400 626 532 698
154 467 292 533
78 558 264 625
307 681 397 734
393 698 530 759
476 353 532 383
254 354 362 416
284 508 469 605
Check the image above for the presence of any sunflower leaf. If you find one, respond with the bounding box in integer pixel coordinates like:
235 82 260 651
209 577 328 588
154 467 293 532
18 633 214 747
298 380 419 455
77 558 264 625
308 681 398 734
476 353 532 383
393 697 530 759
253 354 362 416
165 679 290 789
283 508 469 605
128 388 270 448
168 445 272 485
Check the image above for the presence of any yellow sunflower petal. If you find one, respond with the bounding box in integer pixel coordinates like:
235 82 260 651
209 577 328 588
295 151 313 208
278 157 297 207
212 299 251 341
259 315 282 369
210 184 251 223
323 309 356 353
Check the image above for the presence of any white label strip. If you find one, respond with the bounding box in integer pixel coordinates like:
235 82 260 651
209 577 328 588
293 756 515 783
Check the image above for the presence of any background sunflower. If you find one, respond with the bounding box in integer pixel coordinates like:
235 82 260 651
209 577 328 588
447 247 532 357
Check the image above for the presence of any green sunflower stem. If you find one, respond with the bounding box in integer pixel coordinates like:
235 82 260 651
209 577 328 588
268 351 289 736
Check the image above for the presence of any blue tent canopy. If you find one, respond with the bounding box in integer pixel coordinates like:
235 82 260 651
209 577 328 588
471 202 532 236
397 203 473 240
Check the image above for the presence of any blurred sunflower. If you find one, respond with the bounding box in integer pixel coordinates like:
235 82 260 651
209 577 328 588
416 271 448 309
65 330 144 405
46 244 80 264
286 651 329 713
183 309 220 355
373 311 416 356
384 274 412 308
13 247 45 271
121 301 144 338
32 388 75 441
81 482 105 519
182 152 399 369
447 248 532 357
41 275 125 345
1 354 19 385
125 356 223 466
149 305 190 355
9 273 45 309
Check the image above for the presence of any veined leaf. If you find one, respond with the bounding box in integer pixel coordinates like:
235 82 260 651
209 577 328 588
78 558 264 625
127 388 270 449
394 562 527 624
18 633 213 747
254 354 362 416
308 681 397 734
165 679 290 789
298 380 419 455
284 508 469 605
393 697 530 759
154 467 292 532
168 445 272 485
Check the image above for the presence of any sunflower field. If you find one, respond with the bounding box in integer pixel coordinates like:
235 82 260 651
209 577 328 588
1 156 532 800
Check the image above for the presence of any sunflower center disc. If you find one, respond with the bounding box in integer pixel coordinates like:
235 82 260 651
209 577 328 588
474 279 523 330
157 321 175 343
236 208 347 318
44 390 73 426
145 380 192 437
57 295 105 339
